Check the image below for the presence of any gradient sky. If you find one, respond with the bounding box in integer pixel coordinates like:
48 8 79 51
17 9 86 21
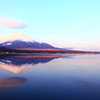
0 0 100 51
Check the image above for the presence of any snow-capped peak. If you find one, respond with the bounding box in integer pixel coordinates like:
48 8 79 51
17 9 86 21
0 32 36 43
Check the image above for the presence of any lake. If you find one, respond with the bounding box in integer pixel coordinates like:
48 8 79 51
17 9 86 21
0 54 100 100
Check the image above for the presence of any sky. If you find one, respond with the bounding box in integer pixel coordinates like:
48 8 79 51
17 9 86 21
0 0 100 51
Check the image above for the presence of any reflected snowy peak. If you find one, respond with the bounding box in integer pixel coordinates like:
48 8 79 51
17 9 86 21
0 54 72 73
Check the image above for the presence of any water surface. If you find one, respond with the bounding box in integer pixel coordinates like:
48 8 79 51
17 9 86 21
0 54 100 100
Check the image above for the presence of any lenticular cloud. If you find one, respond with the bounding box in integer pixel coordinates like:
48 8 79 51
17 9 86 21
0 19 26 28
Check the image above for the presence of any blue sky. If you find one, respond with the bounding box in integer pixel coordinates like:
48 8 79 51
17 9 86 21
0 0 100 51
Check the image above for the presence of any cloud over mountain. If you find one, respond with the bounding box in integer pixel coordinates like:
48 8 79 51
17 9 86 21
0 19 26 28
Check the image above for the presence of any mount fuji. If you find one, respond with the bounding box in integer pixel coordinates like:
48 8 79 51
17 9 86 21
0 32 100 54
0 32 55 49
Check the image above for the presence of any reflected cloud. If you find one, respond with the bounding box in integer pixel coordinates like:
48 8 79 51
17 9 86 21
0 19 26 28
0 77 27 87
0 54 72 73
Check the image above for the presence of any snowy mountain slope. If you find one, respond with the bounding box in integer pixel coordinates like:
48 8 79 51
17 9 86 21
0 32 35 43
0 32 55 49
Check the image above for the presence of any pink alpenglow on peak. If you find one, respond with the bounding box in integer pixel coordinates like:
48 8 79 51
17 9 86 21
0 32 36 43
0 19 26 28
0 32 55 49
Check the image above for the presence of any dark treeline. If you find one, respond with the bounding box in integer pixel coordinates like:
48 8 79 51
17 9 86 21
0 47 100 54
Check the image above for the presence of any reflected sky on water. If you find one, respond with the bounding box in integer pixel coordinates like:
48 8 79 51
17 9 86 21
0 54 100 100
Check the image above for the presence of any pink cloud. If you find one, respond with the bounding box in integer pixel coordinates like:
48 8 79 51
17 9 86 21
0 19 26 28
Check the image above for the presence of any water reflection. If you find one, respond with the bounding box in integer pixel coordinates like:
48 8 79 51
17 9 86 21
0 77 27 87
0 54 71 73
0 54 100 100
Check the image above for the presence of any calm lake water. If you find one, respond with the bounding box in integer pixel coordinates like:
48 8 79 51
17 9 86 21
0 54 100 100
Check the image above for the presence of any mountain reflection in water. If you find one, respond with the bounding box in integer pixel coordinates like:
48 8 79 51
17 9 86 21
0 54 100 100
0 77 27 87
0 54 72 73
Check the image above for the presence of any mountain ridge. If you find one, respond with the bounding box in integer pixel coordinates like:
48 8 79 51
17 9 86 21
0 32 55 49
0 32 100 54
0 32 35 43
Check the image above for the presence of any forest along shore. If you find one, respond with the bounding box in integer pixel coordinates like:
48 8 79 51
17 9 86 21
0 48 100 54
